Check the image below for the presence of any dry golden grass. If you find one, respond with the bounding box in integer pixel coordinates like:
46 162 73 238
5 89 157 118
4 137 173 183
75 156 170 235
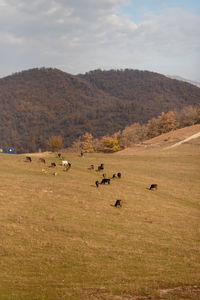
0 145 199 299
118 124 200 154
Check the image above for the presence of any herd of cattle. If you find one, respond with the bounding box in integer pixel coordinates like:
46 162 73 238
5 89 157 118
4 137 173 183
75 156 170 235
25 153 158 208
25 154 71 172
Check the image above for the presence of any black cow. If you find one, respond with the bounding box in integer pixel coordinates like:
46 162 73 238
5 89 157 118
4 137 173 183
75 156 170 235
101 178 110 185
114 200 122 207
97 163 104 171
149 184 158 190
95 181 99 187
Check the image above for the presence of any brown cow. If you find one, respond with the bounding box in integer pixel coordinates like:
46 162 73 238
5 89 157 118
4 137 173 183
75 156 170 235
39 158 45 163
26 156 32 162
88 164 94 170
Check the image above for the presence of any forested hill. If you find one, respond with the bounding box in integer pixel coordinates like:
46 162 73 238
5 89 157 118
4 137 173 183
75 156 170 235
81 69 200 113
0 67 199 153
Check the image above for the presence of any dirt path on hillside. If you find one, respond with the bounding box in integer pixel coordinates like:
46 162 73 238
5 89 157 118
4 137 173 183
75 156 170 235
164 132 200 149
116 125 200 155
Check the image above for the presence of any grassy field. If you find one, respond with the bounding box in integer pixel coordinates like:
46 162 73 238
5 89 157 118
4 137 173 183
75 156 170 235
0 144 199 299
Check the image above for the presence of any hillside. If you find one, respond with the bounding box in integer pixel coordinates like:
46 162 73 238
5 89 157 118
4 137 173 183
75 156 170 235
81 69 200 116
0 68 200 153
118 124 200 154
0 143 199 299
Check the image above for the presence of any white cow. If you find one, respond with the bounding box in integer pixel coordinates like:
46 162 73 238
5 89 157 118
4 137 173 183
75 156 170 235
62 160 68 166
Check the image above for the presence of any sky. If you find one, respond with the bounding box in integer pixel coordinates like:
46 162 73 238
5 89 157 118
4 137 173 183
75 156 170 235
0 0 200 81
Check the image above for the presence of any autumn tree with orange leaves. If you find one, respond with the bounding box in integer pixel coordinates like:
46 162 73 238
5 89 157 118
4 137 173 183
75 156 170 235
80 132 94 153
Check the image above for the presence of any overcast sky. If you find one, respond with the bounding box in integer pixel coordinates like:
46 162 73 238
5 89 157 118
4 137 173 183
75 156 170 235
0 0 200 81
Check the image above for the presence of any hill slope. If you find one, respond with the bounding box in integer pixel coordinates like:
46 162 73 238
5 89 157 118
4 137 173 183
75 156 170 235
0 68 200 152
118 124 200 154
0 143 199 299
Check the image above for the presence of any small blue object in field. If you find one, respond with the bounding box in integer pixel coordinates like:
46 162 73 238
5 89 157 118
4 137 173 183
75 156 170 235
0 147 16 154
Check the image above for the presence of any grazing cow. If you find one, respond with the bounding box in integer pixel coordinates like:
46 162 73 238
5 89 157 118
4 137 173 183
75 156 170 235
102 173 107 178
62 160 68 166
26 156 32 162
114 200 122 207
97 163 104 171
39 158 45 164
58 153 62 159
51 162 56 167
112 174 116 179
64 162 71 171
101 178 110 185
95 181 99 188
88 164 94 170
80 151 84 157
117 172 121 178
149 184 158 190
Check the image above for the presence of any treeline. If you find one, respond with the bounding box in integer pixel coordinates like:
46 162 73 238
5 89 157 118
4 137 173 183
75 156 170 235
69 105 200 153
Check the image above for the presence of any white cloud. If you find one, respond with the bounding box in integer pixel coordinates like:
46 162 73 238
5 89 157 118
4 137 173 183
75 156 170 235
0 33 24 45
0 1 199 81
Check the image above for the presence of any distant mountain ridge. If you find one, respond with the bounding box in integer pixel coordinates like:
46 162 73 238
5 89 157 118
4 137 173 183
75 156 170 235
0 67 200 153
167 75 200 88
